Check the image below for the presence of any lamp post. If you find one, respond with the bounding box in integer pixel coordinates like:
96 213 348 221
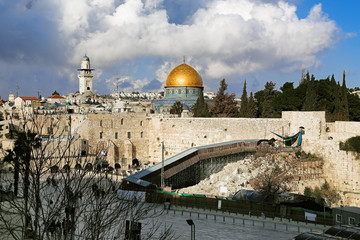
161 141 165 188
186 219 195 240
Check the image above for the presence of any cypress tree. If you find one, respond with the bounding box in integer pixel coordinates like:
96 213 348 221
306 71 310 83
247 92 258 118
261 82 277 118
341 71 350 121
302 74 317 111
239 80 248 117
192 92 210 117
331 74 341 121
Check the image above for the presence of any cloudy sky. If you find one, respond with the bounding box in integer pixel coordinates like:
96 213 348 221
0 0 359 99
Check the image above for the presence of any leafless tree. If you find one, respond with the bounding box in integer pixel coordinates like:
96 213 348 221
250 149 296 202
0 112 175 239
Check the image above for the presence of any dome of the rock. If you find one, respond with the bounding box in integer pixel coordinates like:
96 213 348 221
165 63 203 87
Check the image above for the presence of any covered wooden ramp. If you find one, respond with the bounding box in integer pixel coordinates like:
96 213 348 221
123 140 258 191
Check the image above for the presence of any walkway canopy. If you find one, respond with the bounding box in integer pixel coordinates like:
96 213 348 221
325 225 360 239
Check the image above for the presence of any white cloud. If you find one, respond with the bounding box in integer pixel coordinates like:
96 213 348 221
155 61 173 84
26 0 341 92
105 75 151 93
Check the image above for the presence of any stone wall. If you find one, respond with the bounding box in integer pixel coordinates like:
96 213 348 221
281 111 327 143
72 111 360 206
297 116 360 206
302 139 360 206
147 116 290 163
327 121 360 142
74 111 329 165
75 112 149 168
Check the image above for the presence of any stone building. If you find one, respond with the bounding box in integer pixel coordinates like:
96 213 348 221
14 96 40 109
46 94 66 105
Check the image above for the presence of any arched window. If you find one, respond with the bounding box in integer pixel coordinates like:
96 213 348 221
140 121 143 126
121 118 124 125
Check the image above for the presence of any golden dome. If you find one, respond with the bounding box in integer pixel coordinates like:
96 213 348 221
165 63 203 87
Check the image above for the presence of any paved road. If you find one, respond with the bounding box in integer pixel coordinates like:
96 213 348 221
149 205 328 240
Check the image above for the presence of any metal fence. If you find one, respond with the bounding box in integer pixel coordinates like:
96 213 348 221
146 191 333 226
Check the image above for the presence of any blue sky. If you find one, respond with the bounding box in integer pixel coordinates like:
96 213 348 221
0 0 359 99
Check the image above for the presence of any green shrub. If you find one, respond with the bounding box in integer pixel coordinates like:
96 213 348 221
304 187 312 197
304 180 341 207
340 136 360 153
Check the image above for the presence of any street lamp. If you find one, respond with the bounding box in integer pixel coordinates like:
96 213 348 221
186 219 195 240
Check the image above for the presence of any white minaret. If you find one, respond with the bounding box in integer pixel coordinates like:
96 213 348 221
78 54 94 94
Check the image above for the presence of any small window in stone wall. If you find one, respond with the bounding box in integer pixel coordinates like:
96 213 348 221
121 118 124 125
140 132 143 138
140 121 143 126
100 120 102 126
127 132 131 139
349 217 355 225
100 132 103 139
336 214 342 223
115 132 118 139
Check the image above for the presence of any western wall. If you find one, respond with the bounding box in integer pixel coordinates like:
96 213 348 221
74 111 360 206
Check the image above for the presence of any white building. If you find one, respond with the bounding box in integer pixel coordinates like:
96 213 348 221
14 96 40 108
78 55 94 94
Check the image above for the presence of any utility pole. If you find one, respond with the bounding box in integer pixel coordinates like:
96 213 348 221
116 72 119 93
16 85 19 97
161 141 165 188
